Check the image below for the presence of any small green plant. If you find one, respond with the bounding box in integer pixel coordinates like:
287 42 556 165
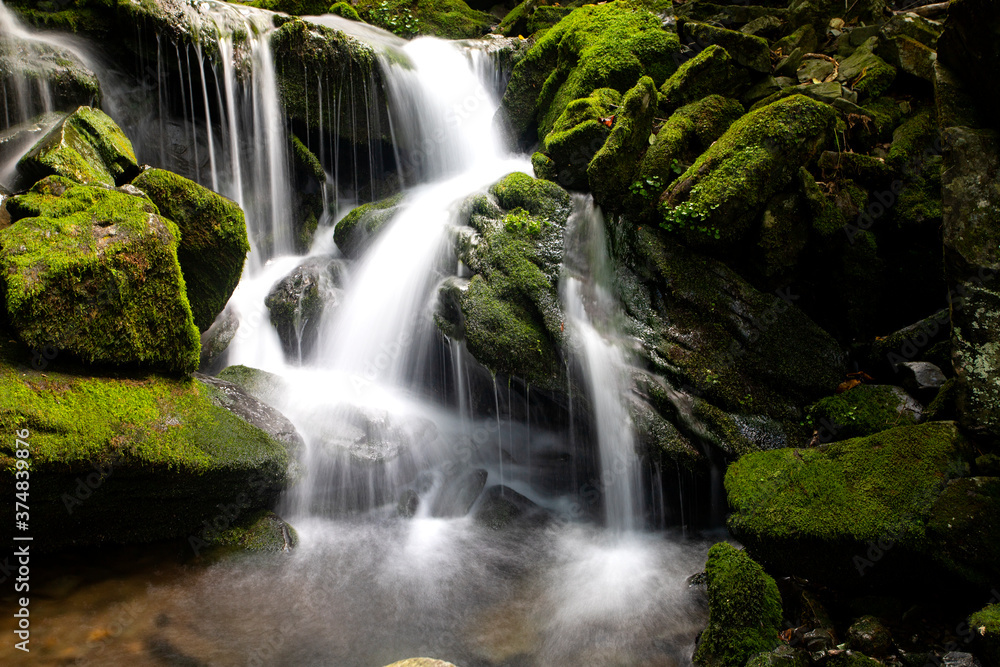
669 158 685 176
364 1 420 37
503 207 546 235
658 200 721 240
629 175 664 202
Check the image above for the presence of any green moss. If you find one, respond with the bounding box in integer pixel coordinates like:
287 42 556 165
291 135 326 183
328 1 363 20
132 169 249 332
694 542 783 667
535 87 620 189
355 0 495 39
528 5 573 34
488 172 567 219
497 0 538 36
682 21 771 73
333 192 404 258
588 76 658 210
926 477 1000 586
207 510 298 552
0 338 290 550
969 604 1000 667
243 0 330 15
500 0 680 142
640 94 744 184
726 422 970 580
17 106 139 188
806 384 921 441
839 38 897 101
887 107 938 169
659 95 835 247
0 178 200 373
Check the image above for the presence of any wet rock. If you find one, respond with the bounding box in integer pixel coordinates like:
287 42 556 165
0 40 100 121
694 543 783 667
898 361 947 402
847 616 894 659
682 21 771 73
532 88 620 191
0 176 200 372
880 36 937 82
660 45 750 113
195 373 304 454
803 627 836 653
16 106 139 188
132 168 249 331
199 306 239 373
942 653 983 667
747 645 810 667
289 134 324 253
473 485 548 530
216 364 289 406
204 510 299 553
264 258 340 361
428 468 488 518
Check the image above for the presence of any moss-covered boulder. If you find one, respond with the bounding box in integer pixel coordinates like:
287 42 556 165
334 193 404 259
681 21 772 73
498 0 679 145
693 542 783 667
290 135 325 252
837 38 897 101
532 88 621 190
0 339 293 552
587 76 658 210
351 0 495 39
201 509 298 553
16 106 139 188
659 94 835 248
726 422 979 585
969 604 1000 667
436 172 570 390
925 476 1000 586
0 176 200 373
806 385 923 441
941 127 1000 443
639 95 745 190
497 0 572 37
658 45 749 114
132 168 249 332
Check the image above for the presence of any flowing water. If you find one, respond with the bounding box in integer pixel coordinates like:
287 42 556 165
0 5 713 665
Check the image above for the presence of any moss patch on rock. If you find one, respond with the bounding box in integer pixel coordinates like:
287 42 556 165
0 338 291 552
132 168 249 332
16 106 139 188
694 542 783 667
658 45 748 113
534 87 620 190
806 384 922 441
499 0 679 144
333 192 404 259
1 176 200 373
355 0 495 39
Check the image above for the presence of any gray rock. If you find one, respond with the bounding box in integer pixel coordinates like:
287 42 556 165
196 373 304 456
898 361 947 401
847 615 894 659
264 258 342 361
473 485 548 530
942 653 982 667
199 306 239 373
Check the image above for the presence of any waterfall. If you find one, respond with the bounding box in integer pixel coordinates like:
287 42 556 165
562 196 643 532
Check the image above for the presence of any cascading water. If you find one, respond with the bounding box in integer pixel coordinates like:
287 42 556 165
0 6 713 664
562 196 644 532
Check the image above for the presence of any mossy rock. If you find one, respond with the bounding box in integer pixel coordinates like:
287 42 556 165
726 422 974 585
436 173 570 390
969 604 1000 667
746 645 810 667
693 542 783 667
16 106 139 188
587 76 658 211
271 20 388 146
244 0 331 15
837 38 897 101
806 385 923 441
333 193 404 259
659 45 749 114
497 0 540 36
203 510 298 553
0 339 292 552
639 94 744 185
354 0 495 39
499 0 680 145
289 135 325 253
789 0 890 35
659 94 836 248
0 176 200 373
264 259 334 360
132 168 249 332
329 2 363 20
681 21 772 73
217 364 289 405
937 0 1000 129
925 476 1000 586
534 88 621 190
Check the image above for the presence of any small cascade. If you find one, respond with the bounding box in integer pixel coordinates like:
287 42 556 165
562 195 644 533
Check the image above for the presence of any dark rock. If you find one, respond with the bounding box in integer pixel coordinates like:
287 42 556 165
428 468 488 518
264 258 340 361
847 615 894 659
473 485 548 530
898 361 947 402
199 306 239 373
195 373 304 454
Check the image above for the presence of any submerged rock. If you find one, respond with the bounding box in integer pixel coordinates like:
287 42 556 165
16 106 140 188
264 258 341 360
0 338 292 552
132 168 249 332
0 176 200 373
694 542 783 667
334 193 404 259
202 510 299 553
473 484 548 530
